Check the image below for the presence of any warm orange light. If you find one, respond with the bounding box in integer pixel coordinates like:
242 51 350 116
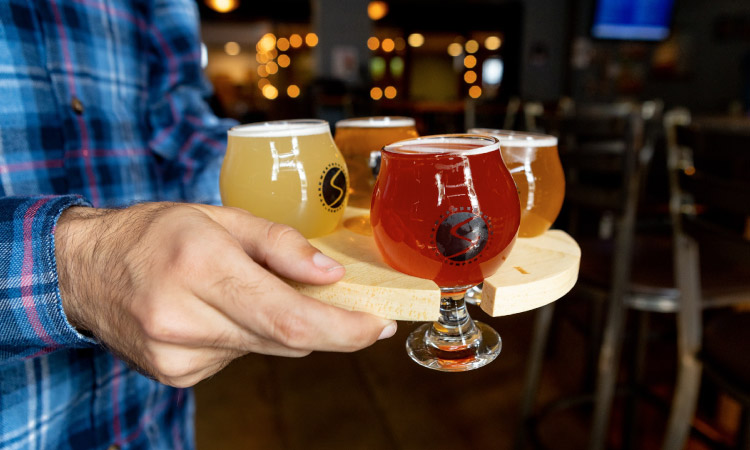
463 55 477 69
394 37 406 51
205 0 238 13
367 1 388 20
305 33 318 47
266 61 278 74
258 78 270 89
257 65 268 77
277 54 291 67
289 34 303 48
370 87 383 100
469 85 482 98
258 33 276 53
465 39 479 54
277 37 290 52
262 84 278 100
367 36 380 51
287 85 301 98
384 86 397 99
407 33 424 48
447 42 463 57
256 52 269 64
381 38 395 53
224 41 240 56
464 70 477 84
485 36 502 51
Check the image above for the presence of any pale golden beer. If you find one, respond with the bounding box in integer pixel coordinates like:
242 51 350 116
334 117 418 208
220 120 349 238
469 129 565 237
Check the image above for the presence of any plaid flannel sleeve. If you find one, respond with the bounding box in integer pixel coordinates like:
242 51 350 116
146 0 237 205
0 195 97 366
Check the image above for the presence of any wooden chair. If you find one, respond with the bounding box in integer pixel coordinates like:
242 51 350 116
661 111 750 450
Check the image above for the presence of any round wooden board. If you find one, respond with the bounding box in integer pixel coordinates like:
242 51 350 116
286 207 580 321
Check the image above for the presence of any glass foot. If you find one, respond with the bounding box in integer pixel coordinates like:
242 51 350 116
406 321 501 372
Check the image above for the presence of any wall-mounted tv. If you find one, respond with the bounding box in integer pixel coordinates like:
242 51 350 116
591 0 676 41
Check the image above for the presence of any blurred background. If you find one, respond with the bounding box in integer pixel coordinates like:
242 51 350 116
193 0 750 449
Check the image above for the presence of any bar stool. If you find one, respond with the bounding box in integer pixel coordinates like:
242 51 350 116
661 111 750 450
515 100 675 450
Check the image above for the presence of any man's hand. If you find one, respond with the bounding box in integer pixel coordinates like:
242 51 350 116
55 203 396 387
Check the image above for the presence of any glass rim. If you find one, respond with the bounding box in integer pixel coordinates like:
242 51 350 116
228 119 330 138
383 134 500 156
335 116 416 128
467 128 558 147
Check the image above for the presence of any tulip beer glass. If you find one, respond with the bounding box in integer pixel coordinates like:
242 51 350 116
334 116 419 209
468 129 565 237
371 135 520 371
220 119 349 238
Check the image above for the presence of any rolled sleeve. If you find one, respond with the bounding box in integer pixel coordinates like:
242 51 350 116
0 194 96 365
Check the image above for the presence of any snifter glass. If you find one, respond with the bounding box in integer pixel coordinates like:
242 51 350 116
371 134 520 371
468 129 565 238
220 119 349 238
334 116 419 209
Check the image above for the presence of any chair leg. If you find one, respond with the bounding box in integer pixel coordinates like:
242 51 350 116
588 296 628 450
660 355 702 450
514 303 556 450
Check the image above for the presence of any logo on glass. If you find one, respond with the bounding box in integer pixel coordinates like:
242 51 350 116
432 209 491 264
318 163 347 212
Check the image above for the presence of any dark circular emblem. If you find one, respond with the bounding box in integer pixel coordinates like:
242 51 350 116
318 163 347 211
431 209 491 264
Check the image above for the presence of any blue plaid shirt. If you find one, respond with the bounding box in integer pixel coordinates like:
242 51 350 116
0 1 236 448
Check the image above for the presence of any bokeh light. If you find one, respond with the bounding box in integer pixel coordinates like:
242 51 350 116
262 84 279 100
224 41 240 56
485 36 502 51
464 70 477 84
277 54 291 68
381 38 395 53
447 42 463 57
469 85 482 98
465 39 479 54
408 33 425 48
277 37 290 52
287 85 301 98
464 55 477 69
370 87 383 100
384 86 397 99
367 36 380 51
289 34 303 48
367 1 388 20
205 0 238 13
305 33 318 47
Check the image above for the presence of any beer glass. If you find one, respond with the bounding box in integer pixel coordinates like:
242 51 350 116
334 116 419 208
468 129 565 237
220 119 349 238
371 134 520 371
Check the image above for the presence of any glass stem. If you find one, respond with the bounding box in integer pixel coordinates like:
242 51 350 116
425 289 483 359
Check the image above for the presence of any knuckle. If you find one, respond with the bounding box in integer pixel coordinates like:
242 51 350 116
265 222 301 248
269 310 313 349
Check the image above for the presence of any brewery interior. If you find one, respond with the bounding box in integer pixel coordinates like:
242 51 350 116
193 0 750 449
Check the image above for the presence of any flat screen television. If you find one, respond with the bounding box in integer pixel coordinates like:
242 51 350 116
591 0 676 41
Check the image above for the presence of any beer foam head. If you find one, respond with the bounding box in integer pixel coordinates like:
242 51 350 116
336 116 415 129
229 119 330 137
468 128 557 147
384 134 500 156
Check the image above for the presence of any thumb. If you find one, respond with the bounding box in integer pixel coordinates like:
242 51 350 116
196 205 345 285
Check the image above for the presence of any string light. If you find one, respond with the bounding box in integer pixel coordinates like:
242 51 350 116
370 87 383 100
205 0 238 13
305 33 318 47
367 1 388 20
407 33 424 48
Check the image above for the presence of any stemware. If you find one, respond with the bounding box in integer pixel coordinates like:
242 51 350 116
371 134 520 371
220 119 348 238
465 129 565 304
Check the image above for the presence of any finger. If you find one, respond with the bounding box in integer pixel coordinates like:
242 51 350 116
199 263 397 353
195 205 345 285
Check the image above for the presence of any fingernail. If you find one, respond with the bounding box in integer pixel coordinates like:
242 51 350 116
313 252 344 272
378 322 397 340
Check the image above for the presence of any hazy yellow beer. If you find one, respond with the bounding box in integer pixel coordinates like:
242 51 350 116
220 119 349 238
469 129 565 237
334 117 418 208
